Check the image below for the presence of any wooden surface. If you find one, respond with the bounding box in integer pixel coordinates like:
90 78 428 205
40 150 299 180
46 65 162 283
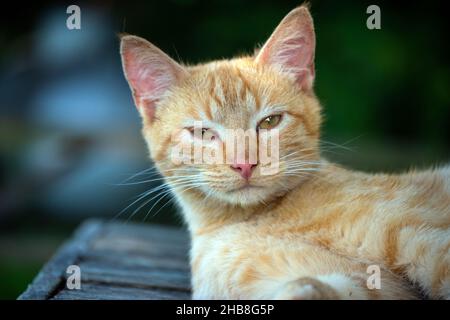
18 220 192 300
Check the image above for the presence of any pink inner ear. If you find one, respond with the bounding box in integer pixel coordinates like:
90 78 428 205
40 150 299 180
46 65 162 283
283 37 309 68
121 37 185 120
278 36 314 89
263 32 315 90
123 49 174 115
256 7 316 91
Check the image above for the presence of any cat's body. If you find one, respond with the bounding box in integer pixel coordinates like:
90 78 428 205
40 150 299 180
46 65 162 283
187 162 449 299
120 6 450 299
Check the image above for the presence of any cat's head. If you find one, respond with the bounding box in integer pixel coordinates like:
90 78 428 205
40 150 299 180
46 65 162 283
120 6 322 207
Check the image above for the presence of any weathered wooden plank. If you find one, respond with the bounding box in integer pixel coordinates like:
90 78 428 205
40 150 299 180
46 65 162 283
92 237 189 259
19 219 192 300
18 219 104 300
52 283 190 300
78 260 191 290
80 250 190 272
101 222 190 244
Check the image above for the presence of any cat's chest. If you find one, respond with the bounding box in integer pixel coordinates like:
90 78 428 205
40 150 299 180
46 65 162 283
190 207 377 267
191 219 325 264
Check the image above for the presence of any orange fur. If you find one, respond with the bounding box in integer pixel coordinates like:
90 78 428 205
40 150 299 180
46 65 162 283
120 5 449 299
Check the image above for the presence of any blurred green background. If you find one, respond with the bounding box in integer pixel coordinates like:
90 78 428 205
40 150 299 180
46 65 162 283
0 0 449 299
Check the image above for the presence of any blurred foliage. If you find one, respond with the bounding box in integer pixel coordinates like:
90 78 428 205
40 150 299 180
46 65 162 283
0 215 72 299
0 262 43 299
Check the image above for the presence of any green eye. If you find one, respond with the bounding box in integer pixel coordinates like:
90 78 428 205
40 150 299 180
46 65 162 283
258 115 282 130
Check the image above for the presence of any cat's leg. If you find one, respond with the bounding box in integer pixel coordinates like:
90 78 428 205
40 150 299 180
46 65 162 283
245 251 416 299
259 245 419 300
392 226 449 299
273 274 360 300
191 237 418 299
272 271 417 300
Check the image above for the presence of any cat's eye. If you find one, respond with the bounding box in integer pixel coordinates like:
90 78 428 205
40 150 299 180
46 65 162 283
187 127 218 140
187 127 207 136
258 115 282 130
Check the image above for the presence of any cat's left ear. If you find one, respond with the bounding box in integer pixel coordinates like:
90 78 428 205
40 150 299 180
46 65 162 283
120 35 187 121
255 6 315 92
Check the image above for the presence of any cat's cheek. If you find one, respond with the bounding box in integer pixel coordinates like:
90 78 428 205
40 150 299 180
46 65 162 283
202 141 224 166
258 129 281 176
168 130 194 165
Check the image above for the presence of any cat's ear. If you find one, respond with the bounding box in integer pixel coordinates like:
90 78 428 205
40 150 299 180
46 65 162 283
120 35 187 120
255 6 315 91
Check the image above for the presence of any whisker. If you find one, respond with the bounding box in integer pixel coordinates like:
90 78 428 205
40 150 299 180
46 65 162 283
124 179 205 222
113 168 195 186
115 176 206 221
140 189 173 222
320 135 363 153
118 166 158 184
143 184 206 221
146 193 175 220
113 183 169 221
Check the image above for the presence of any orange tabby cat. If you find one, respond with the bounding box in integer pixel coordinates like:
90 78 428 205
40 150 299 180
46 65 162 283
120 5 449 299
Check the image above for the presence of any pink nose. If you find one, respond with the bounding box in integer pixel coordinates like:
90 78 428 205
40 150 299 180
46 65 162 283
231 163 256 180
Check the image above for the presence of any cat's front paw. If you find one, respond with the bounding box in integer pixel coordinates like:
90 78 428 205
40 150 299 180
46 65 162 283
274 277 340 300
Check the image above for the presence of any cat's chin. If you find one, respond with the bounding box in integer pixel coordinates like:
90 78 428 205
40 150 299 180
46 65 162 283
207 185 278 207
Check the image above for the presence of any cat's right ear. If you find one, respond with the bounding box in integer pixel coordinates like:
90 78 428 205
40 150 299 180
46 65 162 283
255 6 315 92
120 35 187 121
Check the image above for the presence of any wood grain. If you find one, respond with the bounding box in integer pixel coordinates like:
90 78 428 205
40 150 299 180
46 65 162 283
18 220 191 300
